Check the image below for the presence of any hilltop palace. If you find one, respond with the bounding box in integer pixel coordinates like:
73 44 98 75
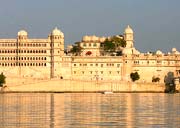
0 25 180 83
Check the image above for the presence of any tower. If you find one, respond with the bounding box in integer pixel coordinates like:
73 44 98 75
17 30 28 42
50 27 64 78
124 25 134 48
17 30 28 76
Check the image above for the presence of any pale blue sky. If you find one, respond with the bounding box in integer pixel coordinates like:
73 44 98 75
0 0 180 52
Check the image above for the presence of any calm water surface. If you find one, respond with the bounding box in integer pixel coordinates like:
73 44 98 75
0 93 179 128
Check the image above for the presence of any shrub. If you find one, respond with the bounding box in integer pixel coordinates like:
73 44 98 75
0 73 6 87
130 72 140 82
152 76 160 82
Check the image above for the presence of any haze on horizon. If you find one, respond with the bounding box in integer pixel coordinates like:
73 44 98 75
0 0 180 53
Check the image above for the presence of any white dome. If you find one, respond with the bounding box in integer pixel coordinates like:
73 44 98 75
18 30 28 36
156 50 163 55
124 25 133 34
172 48 177 52
51 27 64 36
172 48 179 54
82 35 89 42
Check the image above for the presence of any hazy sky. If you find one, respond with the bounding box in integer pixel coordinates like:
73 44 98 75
0 0 180 52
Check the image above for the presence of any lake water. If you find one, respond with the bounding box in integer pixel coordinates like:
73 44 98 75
0 93 179 128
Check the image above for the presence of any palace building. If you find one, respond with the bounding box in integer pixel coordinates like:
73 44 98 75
0 26 180 83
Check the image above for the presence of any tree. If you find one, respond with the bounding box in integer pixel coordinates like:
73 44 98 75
103 39 116 52
130 72 140 82
103 36 126 54
111 36 126 48
70 44 82 56
0 73 6 87
152 76 160 82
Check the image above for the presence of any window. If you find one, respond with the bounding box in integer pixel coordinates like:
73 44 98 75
83 43 86 47
101 64 103 67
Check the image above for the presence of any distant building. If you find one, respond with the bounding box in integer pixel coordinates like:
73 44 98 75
0 25 180 83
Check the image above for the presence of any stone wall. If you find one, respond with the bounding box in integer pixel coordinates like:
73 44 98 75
6 78 167 92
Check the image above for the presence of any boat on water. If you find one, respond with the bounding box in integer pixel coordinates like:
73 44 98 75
102 91 113 94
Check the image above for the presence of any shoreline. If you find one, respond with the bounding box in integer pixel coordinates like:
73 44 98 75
1 78 180 93
0 90 166 93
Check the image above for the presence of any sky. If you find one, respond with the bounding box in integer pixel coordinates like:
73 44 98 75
0 0 180 53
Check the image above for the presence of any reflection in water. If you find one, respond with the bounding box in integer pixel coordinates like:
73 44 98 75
0 93 48 128
0 93 180 128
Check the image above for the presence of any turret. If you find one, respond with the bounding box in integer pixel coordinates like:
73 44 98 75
17 30 28 41
50 27 64 56
124 25 134 48
50 27 64 78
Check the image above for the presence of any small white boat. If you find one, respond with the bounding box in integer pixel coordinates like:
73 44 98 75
102 91 113 94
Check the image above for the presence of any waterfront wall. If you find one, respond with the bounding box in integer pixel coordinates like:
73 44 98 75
4 77 172 92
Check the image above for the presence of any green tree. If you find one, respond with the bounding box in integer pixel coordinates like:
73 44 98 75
70 44 82 56
130 72 140 82
111 36 126 48
103 36 126 54
103 39 115 52
0 72 6 87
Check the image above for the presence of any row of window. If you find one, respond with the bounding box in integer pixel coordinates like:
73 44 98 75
0 43 47 47
0 50 47 54
73 71 120 74
73 63 121 67
134 60 177 65
0 63 46 67
0 57 47 61
83 43 97 47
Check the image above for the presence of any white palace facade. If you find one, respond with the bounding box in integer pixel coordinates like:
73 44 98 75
0 26 180 83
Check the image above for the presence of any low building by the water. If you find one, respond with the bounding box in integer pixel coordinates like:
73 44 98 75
0 25 180 83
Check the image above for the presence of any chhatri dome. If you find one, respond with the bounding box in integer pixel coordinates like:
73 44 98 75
124 25 133 34
18 30 28 36
51 27 64 37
